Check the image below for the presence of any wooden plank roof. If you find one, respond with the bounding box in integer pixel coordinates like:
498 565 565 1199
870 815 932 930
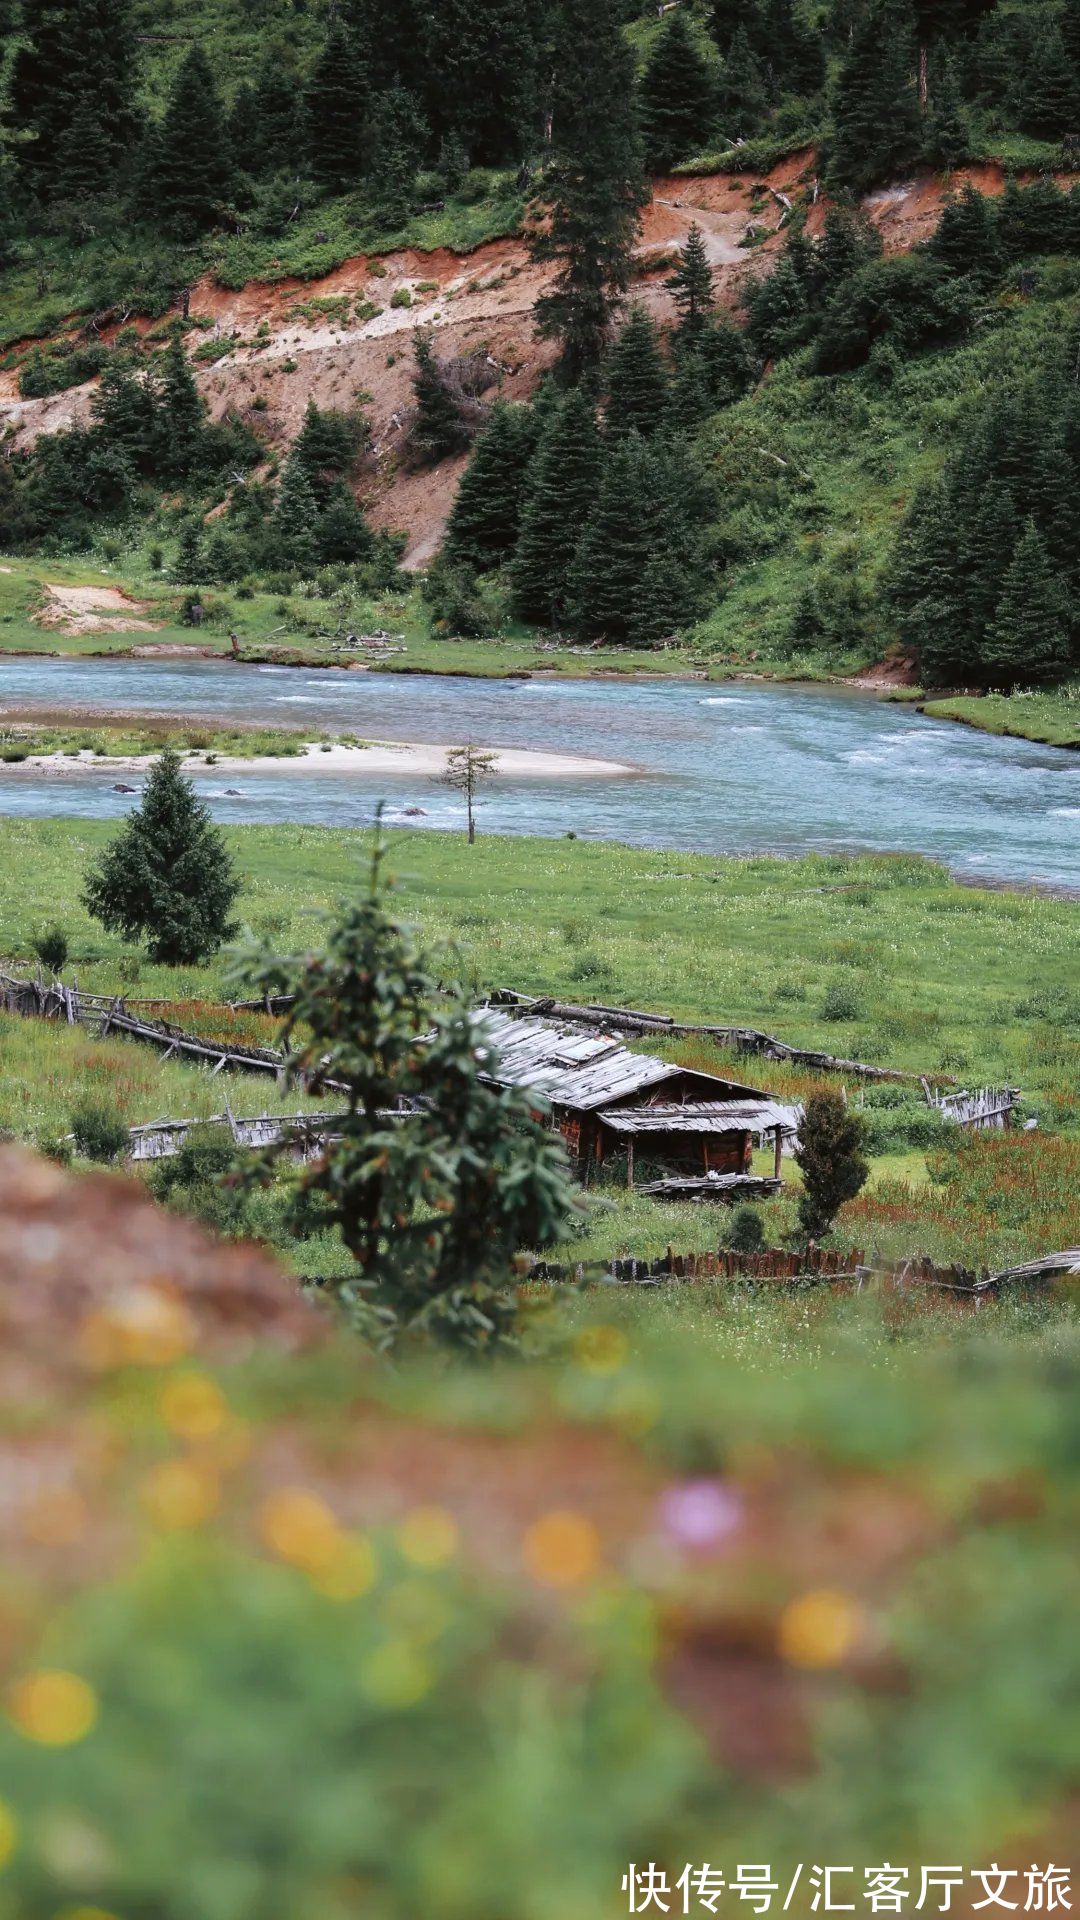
595 1100 800 1137
476 1008 765 1113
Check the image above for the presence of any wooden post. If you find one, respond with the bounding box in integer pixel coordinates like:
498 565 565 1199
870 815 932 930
627 1137 635 1192
773 1125 783 1180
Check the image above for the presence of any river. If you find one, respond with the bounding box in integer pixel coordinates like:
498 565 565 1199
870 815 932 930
0 657 1077 890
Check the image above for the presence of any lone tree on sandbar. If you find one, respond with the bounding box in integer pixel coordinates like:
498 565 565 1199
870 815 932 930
83 748 240 964
439 743 498 844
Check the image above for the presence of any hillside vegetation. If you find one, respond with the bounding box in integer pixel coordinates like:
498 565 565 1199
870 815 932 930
3 2 1080 733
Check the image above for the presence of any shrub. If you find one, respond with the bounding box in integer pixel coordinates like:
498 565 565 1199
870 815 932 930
32 925 69 974
70 1100 129 1163
726 1206 766 1254
821 981 861 1022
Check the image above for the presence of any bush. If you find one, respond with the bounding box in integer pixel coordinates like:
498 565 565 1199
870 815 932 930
726 1206 766 1254
32 925 69 974
70 1100 129 1163
821 981 861 1022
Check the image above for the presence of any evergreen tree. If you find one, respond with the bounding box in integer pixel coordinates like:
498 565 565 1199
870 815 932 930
144 47 236 236
929 182 1001 283
795 1090 869 1242
306 22 367 191
716 25 768 135
986 521 1071 689
511 389 603 625
229 55 303 177
759 0 826 100
922 46 970 169
409 332 470 465
443 403 534 572
155 334 205 475
52 85 115 201
272 451 320 573
294 400 368 501
571 433 702 644
9 0 139 193
605 306 669 439
639 11 717 173
747 250 812 360
228 837 578 1351
342 0 424 95
367 87 425 225
667 349 714 431
824 0 922 196
533 0 647 382
421 0 539 164
699 316 760 407
90 358 158 471
666 223 715 349
83 749 240 965
816 204 883 295
173 517 205 585
1016 20 1080 139
317 485 375 564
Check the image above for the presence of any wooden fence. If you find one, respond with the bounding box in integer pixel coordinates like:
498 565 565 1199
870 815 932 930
526 1245 1070 1294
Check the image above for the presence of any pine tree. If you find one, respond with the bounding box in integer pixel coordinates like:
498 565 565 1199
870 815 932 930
759 0 826 100
699 316 760 407
1016 20 1080 139
155 334 205 475
273 451 320 573
83 749 240 964
533 0 647 383
173 517 205 585
817 204 883 294
605 306 669 439
639 11 717 173
986 521 1071 689
747 250 812 360
9 0 139 194
52 85 115 202
570 433 701 643
306 22 367 191
824 0 922 196
667 349 714 430
294 400 368 502
923 47 970 169
511 389 603 625
443 403 534 572
409 332 470 465
666 224 715 349
144 47 236 236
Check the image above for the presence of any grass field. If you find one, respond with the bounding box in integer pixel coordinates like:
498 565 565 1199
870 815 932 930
1 818 1077 1268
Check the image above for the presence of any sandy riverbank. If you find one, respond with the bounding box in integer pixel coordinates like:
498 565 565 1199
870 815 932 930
0 739 637 780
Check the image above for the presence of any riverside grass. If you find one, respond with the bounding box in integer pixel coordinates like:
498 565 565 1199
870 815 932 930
1 819 1078 1269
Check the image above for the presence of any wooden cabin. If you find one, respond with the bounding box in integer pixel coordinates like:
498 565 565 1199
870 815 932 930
476 1009 799 1186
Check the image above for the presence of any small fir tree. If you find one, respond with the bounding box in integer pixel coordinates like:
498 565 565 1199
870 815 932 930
929 182 1001 283
795 1089 869 1242
83 749 240 964
272 451 320 573
639 11 717 172
143 47 235 236
443 403 534 572
923 47 970 170
155 333 205 474
986 521 1071 690
716 25 768 135
666 223 715 349
409 332 470 465
227 831 579 1351
511 388 603 625
605 306 670 439
306 22 367 190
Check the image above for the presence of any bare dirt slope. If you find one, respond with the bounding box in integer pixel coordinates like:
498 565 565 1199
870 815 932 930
0 158 1062 565
37 583 163 633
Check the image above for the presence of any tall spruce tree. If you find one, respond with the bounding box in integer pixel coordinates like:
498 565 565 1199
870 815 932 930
155 334 206 475
986 522 1071 689
421 0 539 164
228 55 303 178
716 26 768 135
666 223 715 349
605 306 670 439
922 47 970 169
9 0 139 194
824 0 922 195
571 433 700 644
83 749 240 965
511 389 603 625
443 403 535 571
929 182 1001 283
272 451 320 573
639 11 717 173
533 0 647 382
306 22 367 191
144 47 235 236
1016 20 1080 139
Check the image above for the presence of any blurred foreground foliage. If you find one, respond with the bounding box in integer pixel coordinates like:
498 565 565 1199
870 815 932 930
0 1283 1078 1919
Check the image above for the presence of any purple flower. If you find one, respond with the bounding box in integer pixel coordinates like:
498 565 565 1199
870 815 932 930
658 1479 743 1552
